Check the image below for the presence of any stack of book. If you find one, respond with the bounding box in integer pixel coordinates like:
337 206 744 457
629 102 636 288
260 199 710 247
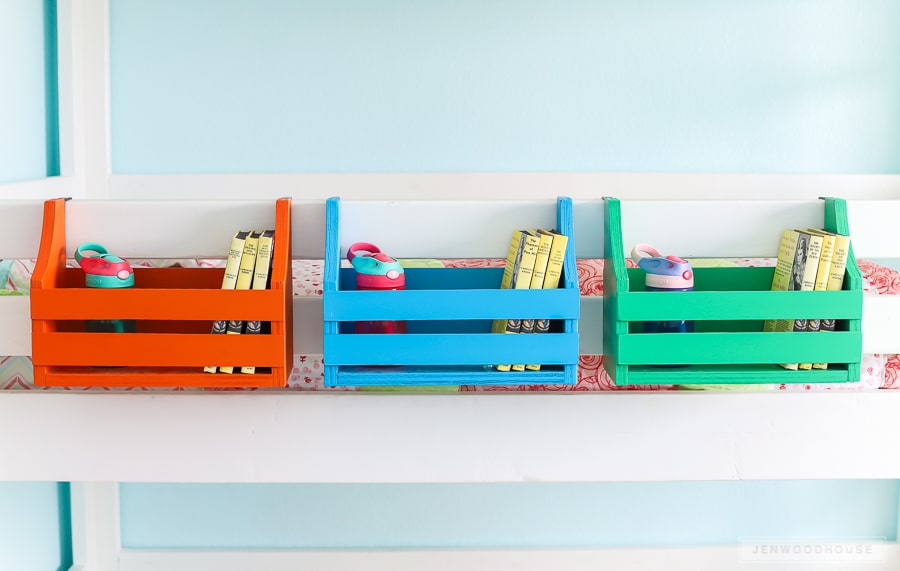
764 227 851 370
492 228 569 372
204 228 275 374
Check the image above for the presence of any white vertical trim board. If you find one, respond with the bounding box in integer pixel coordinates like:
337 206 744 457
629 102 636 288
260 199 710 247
79 0 111 198
117 544 900 571
69 482 120 571
56 0 80 182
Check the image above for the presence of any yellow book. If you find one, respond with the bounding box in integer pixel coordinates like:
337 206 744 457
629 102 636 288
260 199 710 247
492 230 528 337
204 230 250 374
241 229 275 374
220 231 260 374
528 231 554 290
525 229 569 371
809 229 851 370
491 230 527 372
518 230 554 337
508 231 541 371
252 229 275 290
800 229 835 369
779 230 823 370
764 229 802 334
496 230 540 372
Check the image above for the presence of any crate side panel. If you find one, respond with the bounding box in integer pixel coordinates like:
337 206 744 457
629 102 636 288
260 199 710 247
324 332 578 366
616 289 862 322
31 288 286 321
36 368 284 388
617 331 861 366
324 287 578 322
620 364 853 386
331 366 572 387
32 332 287 367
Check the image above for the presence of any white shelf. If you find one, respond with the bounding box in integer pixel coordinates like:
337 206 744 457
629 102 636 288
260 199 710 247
2 390 899 483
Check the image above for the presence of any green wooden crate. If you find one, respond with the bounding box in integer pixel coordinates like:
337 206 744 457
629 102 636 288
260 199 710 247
602 197 863 386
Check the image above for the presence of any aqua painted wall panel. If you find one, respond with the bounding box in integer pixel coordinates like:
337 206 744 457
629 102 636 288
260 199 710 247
120 481 899 549
0 482 71 571
109 0 900 174
0 0 58 182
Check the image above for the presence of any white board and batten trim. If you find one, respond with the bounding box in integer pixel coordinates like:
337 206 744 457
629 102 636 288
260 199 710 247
4 391 900 484
68 482 900 571
113 543 900 571
106 172 900 202
69 483 120 571
0 176 79 200
4 194 896 260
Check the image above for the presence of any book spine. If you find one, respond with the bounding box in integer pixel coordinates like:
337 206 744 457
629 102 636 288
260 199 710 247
491 230 526 372
812 232 851 370
506 231 541 372
801 230 835 370
492 230 527 337
220 231 260 374
793 230 825 370
779 230 822 370
763 229 802 335
528 231 554 290
204 230 249 374
241 229 274 374
517 230 553 339
525 229 569 371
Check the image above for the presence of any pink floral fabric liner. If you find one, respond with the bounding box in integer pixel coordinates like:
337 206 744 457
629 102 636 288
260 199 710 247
2 257 898 391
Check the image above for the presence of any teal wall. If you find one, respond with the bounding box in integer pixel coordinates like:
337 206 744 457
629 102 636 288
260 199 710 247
120 481 899 549
0 0 58 182
109 0 900 174
0 483 71 571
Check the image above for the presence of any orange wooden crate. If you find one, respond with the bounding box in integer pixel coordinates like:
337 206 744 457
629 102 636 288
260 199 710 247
30 198 293 388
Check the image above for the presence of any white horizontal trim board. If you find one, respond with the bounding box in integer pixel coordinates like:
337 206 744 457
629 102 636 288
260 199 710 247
3 391 900 483
617 199 827 258
0 198 586 259
117 543 900 571
0 296 32 356
0 176 80 201
64 200 287 259
0 196 895 260
106 172 900 202
862 296 900 354
0 197 69 258
845 200 900 258
336 199 573 259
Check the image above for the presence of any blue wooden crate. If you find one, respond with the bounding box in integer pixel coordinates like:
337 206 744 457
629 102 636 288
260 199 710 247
322 197 580 387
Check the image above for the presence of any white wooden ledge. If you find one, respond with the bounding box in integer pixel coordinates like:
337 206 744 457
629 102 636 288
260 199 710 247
2 390 899 483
